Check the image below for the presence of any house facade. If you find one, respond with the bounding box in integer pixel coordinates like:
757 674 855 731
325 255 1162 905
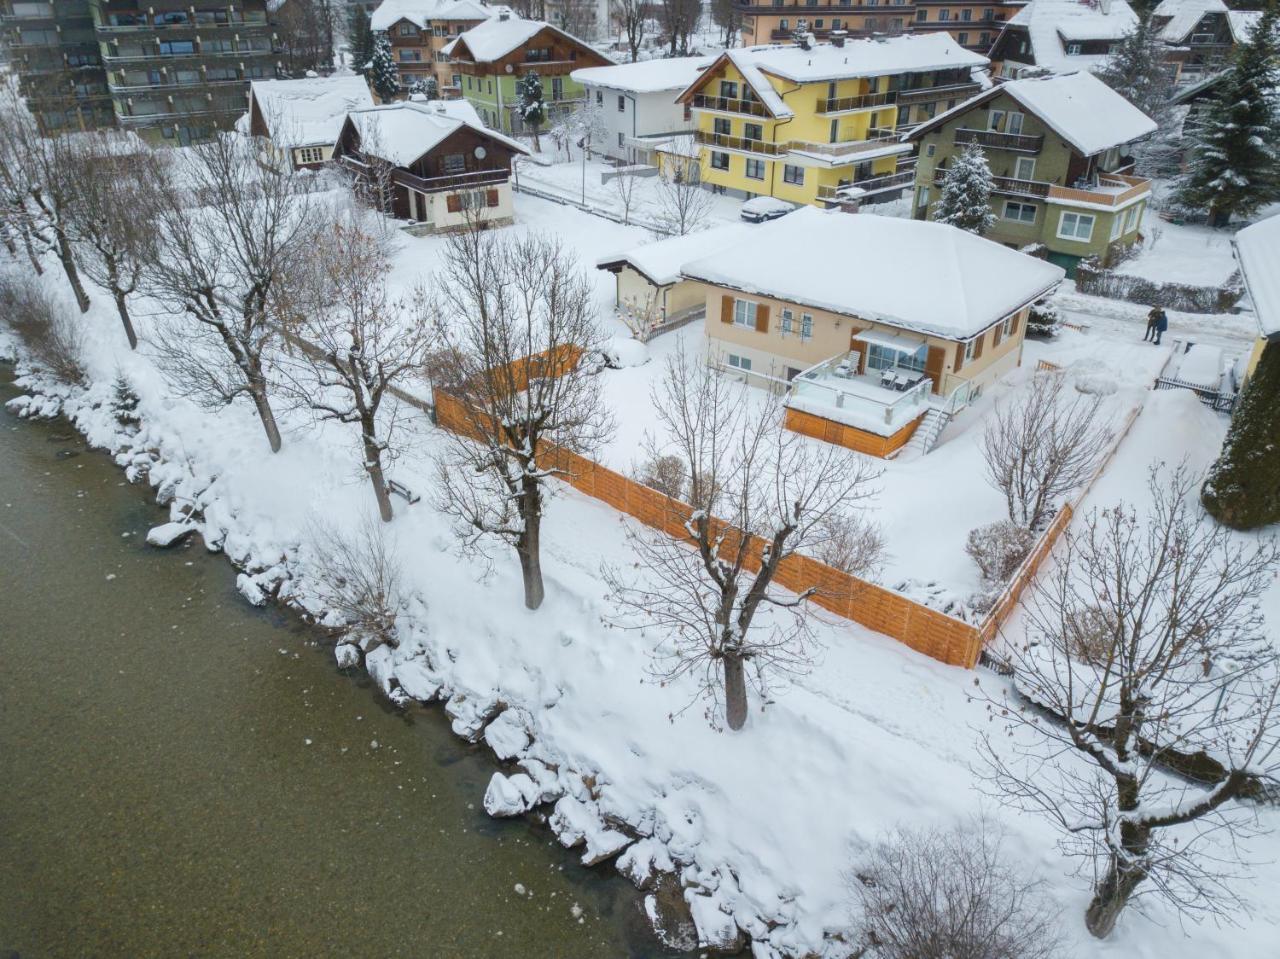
332 99 529 230
442 14 612 134
1152 0 1262 85
735 0 915 46
911 0 1027 53
908 71 1156 276
988 0 1137 77
671 34 988 208
369 0 488 95
248 75 375 170
626 207 1063 455
569 57 705 164
1232 216 1280 384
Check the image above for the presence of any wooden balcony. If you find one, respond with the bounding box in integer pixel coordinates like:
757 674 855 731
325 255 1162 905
390 166 510 195
936 169 1151 206
691 93 770 117
896 80 982 105
815 89 896 115
694 129 785 156
817 165 916 200
954 127 1044 153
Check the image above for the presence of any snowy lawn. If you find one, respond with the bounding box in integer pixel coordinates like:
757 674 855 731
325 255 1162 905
1112 216 1239 287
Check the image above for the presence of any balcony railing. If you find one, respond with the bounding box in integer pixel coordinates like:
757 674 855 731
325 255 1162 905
935 169 1151 206
896 80 981 104
816 89 896 115
102 47 277 62
954 127 1044 153
95 16 268 34
390 166 510 195
117 105 243 124
694 129 785 156
818 165 916 200
788 352 934 433
108 77 248 94
785 127 905 158
691 93 770 117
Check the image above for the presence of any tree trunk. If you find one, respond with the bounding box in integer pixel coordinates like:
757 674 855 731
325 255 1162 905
249 382 283 453
19 223 42 275
112 287 137 350
1085 853 1148 938
723 652 748 730
517 487 545 610
55 228 90 313
364 434 394 523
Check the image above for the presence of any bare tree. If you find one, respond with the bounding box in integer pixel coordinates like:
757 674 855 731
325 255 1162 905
659 0 700 55
709 0 741 47
136 133 321 452
609 163 642 224
977 464 1280 938
0 85 91 311
432 226 614 610
652 159 713 237
0 272 86 386
605 347 880 730
307 516 402 651
279 209 434 522
981 371 1108 530
275 0 336 75
64 132 162 350
848 818 1063 959
552 0 600 41
613 0 650 61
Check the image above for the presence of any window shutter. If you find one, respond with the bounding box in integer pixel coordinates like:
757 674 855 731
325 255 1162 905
993 322 1003 347
924 345 945 393
446 193 462 213
487 188 499 207
973 332 985 360
1009 311 1020 335
850 337 870 374
755 303 770 332
721 294 734 324
954 341 965 372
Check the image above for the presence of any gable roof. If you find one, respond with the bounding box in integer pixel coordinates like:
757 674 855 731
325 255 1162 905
907 71 1155 156
1003 0 1138 73
677 34 988 120
1152 0 1227 42
597 222 758 287
344 99 529 166
369 0 489 31
442 15 609 63
570 56 709 94
680 206 1064 341
1234 215 1280 340
250 75 375 149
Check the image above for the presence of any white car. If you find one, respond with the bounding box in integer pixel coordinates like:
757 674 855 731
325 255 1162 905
739 196 795 223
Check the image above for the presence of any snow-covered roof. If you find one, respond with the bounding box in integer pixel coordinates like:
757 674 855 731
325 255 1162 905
369 0 488 31
443 15 608 63
1227 9 1263 42
597 222 758 287
679 207 1064 341
1153 0 1225 42
570 56 709 94
346 99 528 166
1233 215 1280 340
680 35 988 120
907 71 1155 155
251 75 375 149
1006 0 1138 73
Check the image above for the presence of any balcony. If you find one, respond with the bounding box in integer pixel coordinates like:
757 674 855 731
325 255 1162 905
818 162 917 201
896 80 981 105
787 350 934 437
691 93 770 117
785 127 910 161
694 129 786 156
815 89 896 115
935 169 1151 207
391 166 510 194
102 46 277 63
108 77 248 94
95 15 268 35
954 127 1044 153
116 105 243 125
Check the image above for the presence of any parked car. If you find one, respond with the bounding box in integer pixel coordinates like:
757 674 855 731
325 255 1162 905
739 196 795 223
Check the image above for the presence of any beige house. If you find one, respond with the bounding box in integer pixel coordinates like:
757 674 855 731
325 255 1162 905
680 207 1063 455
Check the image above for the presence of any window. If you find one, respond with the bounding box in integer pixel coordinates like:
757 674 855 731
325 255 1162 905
1013 156 1035 180
1110 213 1124 241
814 18 824 28
745 158 765 179
159 39 195 55
452 74 461 88
719 79 738 99
868 343 926 373
487 80 493 94
711 150 730 170
979 32 990 44
915 8 926 20
1005 112 1024 135
957 32 969 45
964 338 977 361
780 17 789 29
732 299 758 328
916 185 929 208
832 18 841 28
618 131 625 147
551 77 564 101
398 49 422 61
1066 42 1081 54
781 308 794 334
743 122 763 141
961 8 971 19
988 109 1005 131
800 313 813 339
939 9 950 20
728 353 752 371
595 89 602 105
1003 200 1036 223
398 22 417 34
442 153 466 174
295 146 324 164
925 143 936 158
1057 211 1095 241
1123 204 1140 233
1002 313 1016 337
617 94 626 112
783 164 803 185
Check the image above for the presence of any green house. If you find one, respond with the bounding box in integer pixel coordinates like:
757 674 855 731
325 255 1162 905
907 72 1157 276
442 13 612 136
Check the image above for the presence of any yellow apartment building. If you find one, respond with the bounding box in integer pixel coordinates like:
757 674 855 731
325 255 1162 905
668 33 988 208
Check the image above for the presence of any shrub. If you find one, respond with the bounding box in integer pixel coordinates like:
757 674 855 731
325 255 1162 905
811 512 885 579
966 520 1037 584
308 519 402 650
1202 339 1280 529
0 275 86 386
110 372 141 429
635 453 687 500
1025 298 1062 339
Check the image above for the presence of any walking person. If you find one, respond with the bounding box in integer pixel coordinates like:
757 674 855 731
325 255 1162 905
1144 307 1160 342
1152 307 1168 345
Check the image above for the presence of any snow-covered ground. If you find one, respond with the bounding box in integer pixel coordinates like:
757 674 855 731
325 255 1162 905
6 190 1280 959
1112 216 1239 287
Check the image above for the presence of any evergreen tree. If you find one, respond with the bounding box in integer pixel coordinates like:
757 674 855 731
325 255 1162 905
110 372 141 431
518 71 546 151
1097 14 1182 177
934 142 996 235
367 32 400 101
424 76 440 100
1177 2 1280 226
1202 341 1280 529
347 5 375 76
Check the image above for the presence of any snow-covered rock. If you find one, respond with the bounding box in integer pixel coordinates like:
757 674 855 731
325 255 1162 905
617 837 674 890
235 572 267 606
365 644 396 697
144 521 197 548
444 690 499 741
687 891 747 954
334 643 361 669
548 795 632 864
393 660 442 702
601 335 649 369
483 771 540 817
483 707 532 760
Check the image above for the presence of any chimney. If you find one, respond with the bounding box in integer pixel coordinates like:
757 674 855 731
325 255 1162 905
830 29 847 47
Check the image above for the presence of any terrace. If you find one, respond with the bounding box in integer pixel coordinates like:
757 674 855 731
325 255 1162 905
934 168 1151 207
785 338 937 437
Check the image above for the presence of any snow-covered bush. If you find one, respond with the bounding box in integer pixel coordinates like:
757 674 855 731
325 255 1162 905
635 453 686 500
0 273 86 386
848 819 1062 959
1024 298 1061 339
811 512 885 579
109 372 141 430
965 520 1036 585
308 518 403 651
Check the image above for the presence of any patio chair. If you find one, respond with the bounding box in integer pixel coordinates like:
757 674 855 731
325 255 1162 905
879 368 897 389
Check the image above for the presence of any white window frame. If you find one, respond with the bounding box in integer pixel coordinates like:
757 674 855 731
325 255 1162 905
1003 200 1036 223
916 184 929 208
295 145 324 164
1013 156 1035 180
800 313 813 339
1110 213 1124 241
988 109 1005 131
732 298 758 328
728 353 752 371
710 150 730 171
1123 204 1140 233
1005 111 1025 135
1057 211 1095 242
964 337 977 361
1002 313 1015 337
781 308 794 334
1066 42 1082 54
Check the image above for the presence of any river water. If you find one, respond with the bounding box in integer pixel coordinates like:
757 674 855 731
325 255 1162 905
0 369 683 959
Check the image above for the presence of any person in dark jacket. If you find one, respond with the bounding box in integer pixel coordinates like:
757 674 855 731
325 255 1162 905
1152 307 1168 345
1144 307 1160 341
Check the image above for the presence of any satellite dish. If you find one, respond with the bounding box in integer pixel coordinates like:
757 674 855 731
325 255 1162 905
505 63 514 73
474 145 487 159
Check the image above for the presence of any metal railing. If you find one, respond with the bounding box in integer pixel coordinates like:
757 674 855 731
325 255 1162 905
108 77 248 94
816 89 896 114
954 127 1044 153
896 80 981 104
102 47 277 62
817 165 916 200
691 93 770 117
694 129 785 156
785 127 902 157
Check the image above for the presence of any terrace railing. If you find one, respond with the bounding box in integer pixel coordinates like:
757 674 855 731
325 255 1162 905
691 93 771 117
954 127 1044 153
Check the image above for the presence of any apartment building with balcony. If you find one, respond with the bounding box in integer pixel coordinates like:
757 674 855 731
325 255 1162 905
1152 0 1262 85
671 33 987 208
735 0 916 46
988 0 1137 77
908 71 1156 276
910 0 1026 52
89 0 279 145
1 0 115 132
369 0 488 95
441 13 611 135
